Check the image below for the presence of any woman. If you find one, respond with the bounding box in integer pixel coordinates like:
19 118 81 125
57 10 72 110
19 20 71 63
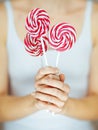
0 0 98 130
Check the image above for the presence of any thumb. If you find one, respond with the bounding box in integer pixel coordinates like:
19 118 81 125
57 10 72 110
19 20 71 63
59 74 65 82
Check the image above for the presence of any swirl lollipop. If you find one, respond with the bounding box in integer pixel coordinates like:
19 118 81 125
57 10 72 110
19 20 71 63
25 8 50 65
25 8 50 38
49 22 76 66
49 22 76 51
24 33 48 56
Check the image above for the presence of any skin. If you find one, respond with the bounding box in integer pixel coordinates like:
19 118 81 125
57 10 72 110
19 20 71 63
0 0 98 122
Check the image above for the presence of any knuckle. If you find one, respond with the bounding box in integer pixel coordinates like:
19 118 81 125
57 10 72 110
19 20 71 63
47 66 53 70
38 68 43 75
40 86 45 92
52 75 59 80
46 66 59 73
34 82 38 88
36 92 40 97
47 74 52 79
63 95 68 101
44 66 50 71
65 84 70 93
35 92 38 97
36 86 40 91
44 76 51 83
56 75 60 80
64 95 68 101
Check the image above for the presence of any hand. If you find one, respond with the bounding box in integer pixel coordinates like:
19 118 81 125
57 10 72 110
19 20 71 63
33 66 70 113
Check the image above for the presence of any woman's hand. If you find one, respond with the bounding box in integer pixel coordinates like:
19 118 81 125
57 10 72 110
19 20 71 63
32 66 70 113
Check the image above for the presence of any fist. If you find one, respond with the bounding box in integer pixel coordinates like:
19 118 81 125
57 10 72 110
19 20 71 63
33 66 70 113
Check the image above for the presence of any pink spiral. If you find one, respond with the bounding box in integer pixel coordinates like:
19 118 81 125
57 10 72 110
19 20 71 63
24 33 48 56
49 23 76 51
25 8 50 38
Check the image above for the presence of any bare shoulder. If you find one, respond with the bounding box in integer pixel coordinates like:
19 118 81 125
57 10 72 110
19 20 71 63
0 2 7 46
92 2 98 46
88 2 98 94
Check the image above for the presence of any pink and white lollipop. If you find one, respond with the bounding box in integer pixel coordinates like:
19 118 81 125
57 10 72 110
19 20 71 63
25 8 50 38
25 8 50 65
49 22 76 66
49 22 76 52
24 33 48 56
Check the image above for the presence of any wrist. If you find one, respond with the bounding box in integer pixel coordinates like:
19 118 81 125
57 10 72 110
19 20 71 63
59 98 71 116
28 93 38 113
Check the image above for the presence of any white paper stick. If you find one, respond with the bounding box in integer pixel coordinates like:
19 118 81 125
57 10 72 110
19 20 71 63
56 52 60 67
49 52 61 116
41 37 48 66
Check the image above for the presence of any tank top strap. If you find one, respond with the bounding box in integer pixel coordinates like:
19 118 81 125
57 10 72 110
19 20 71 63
80 0 93 45
4 0 15 38
83 0 93 33
85 0 92 21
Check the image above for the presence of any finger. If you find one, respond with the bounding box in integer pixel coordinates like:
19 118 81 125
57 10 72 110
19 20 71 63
59 74 65 82
34 92 65 108
35 66 59 81
36 85 68 101
45 74 60 81
38 77 70 93
35 74 60 89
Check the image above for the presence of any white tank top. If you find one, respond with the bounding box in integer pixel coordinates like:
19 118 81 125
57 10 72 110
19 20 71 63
4 1 94 130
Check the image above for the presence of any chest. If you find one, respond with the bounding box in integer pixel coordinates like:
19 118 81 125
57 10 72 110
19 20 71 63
7 34 92 84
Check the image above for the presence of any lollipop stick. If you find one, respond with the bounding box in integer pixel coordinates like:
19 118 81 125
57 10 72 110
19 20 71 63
56 52 60 67
50 52 60 116
41 37 48 66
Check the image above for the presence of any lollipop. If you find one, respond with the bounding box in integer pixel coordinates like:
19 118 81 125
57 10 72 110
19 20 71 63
25 8 50 38
24 33 48 56
49 22 76 66
25 8 50 65
49 22 76 51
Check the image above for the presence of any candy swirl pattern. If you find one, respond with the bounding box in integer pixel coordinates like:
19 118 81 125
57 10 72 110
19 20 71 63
49 23 76 51
24 33 48 56
25 8 50 38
